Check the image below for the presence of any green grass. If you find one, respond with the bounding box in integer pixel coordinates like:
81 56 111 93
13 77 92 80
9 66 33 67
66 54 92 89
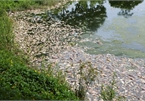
100 73 125 101
0 0 120 100
0 9 13 50
0 50 78 100
0 0 62 11
0 1 79 100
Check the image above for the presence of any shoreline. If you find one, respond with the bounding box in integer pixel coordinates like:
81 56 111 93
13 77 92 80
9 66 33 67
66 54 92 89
12 8 145 101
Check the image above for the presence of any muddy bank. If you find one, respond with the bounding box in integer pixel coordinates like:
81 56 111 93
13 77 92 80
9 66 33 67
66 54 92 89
12 8 145 101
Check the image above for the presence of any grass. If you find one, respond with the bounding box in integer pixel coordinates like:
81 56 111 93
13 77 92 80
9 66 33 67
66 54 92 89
100 73 125 101
0 0 123 100
0 52 78 99
0 9 13 50
0 0 63 11
75 62 98 100
0 0 79 100
100 78 116 100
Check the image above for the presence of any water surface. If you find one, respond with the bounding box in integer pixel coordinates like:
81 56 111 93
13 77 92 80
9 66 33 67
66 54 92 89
48 0 145 58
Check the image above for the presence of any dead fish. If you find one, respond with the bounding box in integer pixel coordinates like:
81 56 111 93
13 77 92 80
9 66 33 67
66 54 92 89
51 55 58 59
97 40 103 45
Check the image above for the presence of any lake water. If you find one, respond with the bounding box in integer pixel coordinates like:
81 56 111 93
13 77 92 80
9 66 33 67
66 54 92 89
48 0 145 58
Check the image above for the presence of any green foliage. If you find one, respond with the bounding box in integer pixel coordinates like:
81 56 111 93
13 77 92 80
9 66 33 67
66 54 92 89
100 84 116 100
79 62 98 85
0 60 78 100
35 0 61 6
0 0 63 11
100 74 116 100
76 62 98 100
0 9 13 50
0 40 78 100
0 1 79 100
100 73 125 101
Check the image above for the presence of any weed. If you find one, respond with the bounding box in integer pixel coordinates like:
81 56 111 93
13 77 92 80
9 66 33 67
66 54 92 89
0 49 79 100
0 9 14 50
100 72 126 101
75 61 98 100
100 72 116 100
0 0 64 11
0 1 79 100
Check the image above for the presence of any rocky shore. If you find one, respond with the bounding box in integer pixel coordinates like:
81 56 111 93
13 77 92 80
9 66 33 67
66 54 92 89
11 8 145 101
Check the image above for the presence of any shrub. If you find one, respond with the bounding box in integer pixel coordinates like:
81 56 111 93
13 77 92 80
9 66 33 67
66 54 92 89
0 2 79 100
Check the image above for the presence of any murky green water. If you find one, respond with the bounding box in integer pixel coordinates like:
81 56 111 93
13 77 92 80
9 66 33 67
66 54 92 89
48 0 145 58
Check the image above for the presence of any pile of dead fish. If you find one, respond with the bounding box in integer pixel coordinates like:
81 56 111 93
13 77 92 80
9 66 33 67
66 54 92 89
12 11 82 67
12 10 145 101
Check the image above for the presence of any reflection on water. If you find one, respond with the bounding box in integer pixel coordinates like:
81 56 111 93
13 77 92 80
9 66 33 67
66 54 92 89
48 1 107 31
48 0 145 58
109 0 143 18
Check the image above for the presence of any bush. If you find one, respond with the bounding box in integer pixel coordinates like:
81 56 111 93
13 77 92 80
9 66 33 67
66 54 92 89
0 62 78 100
0 9 13 50
0 49 78 100
0 2 79 100
0 0 63 11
